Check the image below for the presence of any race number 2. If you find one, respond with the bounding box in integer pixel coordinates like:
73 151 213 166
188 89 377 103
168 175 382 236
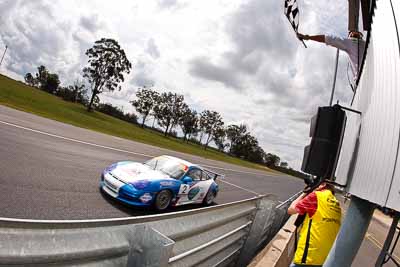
179 184 190 194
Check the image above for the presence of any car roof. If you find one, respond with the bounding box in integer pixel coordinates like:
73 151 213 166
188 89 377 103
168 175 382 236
159 155 199 168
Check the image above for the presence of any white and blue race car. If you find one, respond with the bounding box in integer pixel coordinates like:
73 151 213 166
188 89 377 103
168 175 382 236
100 155 221 211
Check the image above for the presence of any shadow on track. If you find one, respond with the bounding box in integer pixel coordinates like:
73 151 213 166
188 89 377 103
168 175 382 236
99 188 217 218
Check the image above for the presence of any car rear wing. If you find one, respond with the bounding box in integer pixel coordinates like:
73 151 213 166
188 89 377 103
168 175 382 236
203 168 225 181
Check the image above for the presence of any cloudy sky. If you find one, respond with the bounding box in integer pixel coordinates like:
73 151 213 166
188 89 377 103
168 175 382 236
0 0 357 168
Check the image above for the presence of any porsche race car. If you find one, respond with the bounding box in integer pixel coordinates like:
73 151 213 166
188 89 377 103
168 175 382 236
100 155 221 211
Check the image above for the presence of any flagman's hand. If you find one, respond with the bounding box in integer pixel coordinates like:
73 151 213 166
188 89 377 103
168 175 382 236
297 33 309 40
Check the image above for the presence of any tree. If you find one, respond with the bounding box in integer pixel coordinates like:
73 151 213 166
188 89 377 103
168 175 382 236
36 65 49 88
24 73 36 87
169 96 187 135
70 80 87 103
231 133 256 158
43 73 60 94
265 153 281 167
83 38 132 111
25 65 60 93
226 129 266 163
199 110 224 149
179 106 199 141
247 144 266 164
213 127 227 151
226 124 248 154
153 92 185 136
131 87 159 127
280 162 289 168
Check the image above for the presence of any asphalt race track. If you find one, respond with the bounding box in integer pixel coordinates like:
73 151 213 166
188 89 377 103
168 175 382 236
0 105 303 220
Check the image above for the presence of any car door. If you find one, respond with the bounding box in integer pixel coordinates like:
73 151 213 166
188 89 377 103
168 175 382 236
176 168 204 204
177 168 214 205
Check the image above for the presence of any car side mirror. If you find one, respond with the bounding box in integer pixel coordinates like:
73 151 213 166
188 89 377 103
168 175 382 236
182 176 193 184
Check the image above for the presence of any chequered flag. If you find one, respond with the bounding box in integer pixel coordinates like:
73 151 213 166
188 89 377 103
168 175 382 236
284 0 299 32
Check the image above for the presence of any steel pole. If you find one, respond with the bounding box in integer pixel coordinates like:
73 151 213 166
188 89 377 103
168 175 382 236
375 212 400 266
348 0 360 32
0 45 8 67
323 195 375 267
329 48 340 106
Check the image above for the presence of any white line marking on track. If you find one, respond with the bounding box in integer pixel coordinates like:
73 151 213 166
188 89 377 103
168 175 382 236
0 120 273 177
0 119 263 195
200 163 279 177
218 178 260 196
0 120 154 158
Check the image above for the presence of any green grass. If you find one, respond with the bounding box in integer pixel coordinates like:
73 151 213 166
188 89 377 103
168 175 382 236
0 74 275 172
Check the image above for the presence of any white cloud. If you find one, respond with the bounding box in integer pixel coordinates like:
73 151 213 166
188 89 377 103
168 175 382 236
0 0 357 168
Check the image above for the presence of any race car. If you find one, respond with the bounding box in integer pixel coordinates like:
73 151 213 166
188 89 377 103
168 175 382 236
100 155 221 211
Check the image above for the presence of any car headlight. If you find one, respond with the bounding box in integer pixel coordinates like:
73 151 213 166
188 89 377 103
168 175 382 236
104 163 118 173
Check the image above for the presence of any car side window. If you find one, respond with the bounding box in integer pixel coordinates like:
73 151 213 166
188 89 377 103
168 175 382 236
186 169 202 181
202 171 211 180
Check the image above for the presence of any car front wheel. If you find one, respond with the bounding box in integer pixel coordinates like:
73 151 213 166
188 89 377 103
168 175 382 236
155 190 172 211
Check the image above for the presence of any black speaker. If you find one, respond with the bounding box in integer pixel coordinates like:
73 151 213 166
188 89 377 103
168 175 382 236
301 105 346 178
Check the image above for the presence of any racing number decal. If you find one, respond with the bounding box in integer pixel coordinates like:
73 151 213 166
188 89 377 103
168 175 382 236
179 184 190 194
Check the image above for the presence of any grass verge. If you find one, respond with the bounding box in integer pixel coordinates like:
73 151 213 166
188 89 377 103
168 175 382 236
0 74 276 173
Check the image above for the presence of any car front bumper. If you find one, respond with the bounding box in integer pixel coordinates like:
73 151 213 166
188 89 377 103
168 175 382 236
100 175 155 207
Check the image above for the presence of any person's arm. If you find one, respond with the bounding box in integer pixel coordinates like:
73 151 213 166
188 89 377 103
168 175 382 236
287 191 318 217
287 192 307 215
297 33 326 43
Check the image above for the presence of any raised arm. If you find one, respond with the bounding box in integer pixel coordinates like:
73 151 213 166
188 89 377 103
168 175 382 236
297 33 326 43
287 192 307 215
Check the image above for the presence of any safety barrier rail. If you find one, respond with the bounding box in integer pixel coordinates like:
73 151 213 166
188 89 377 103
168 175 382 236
0 193 298 267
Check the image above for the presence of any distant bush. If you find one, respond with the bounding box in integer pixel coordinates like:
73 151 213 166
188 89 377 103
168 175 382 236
169 130 178 138
188 137 201 145
146 126 165 135
269 165 308 180
56 85 88 105
124 113 138 124
56 87 75 102
96 103 138 125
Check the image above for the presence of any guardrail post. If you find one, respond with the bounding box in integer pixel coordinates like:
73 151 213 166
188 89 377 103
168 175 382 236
126 225 175 267
236 197 275 267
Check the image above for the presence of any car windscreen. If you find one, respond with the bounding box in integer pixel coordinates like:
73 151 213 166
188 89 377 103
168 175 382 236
144 157 187 179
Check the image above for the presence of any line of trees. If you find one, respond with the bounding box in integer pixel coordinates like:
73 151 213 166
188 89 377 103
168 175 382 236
23 37 284 168
25 65 87 104
130 87 284 165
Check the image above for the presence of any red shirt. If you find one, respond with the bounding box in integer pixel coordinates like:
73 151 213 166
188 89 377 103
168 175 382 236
295 191 318 218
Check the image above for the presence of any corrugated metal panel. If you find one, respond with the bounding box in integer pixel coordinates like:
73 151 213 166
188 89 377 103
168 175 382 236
385 0 400 210
336 0 400 206
335 107 361 186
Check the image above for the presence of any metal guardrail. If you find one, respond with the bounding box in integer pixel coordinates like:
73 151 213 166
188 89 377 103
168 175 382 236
276 191 302 209
0 193 299 267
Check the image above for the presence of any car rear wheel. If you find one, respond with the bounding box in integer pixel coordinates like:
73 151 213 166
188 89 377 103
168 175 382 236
155 190 172 211
203 190 215 206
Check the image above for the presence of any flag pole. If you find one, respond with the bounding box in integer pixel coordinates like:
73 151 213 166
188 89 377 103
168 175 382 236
0 45 8 67
300 39 307 48
329 48 340 106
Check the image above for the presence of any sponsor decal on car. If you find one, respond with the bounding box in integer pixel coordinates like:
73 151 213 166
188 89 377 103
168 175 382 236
160 181 174 186
188 187 200 200
140 193 153 203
